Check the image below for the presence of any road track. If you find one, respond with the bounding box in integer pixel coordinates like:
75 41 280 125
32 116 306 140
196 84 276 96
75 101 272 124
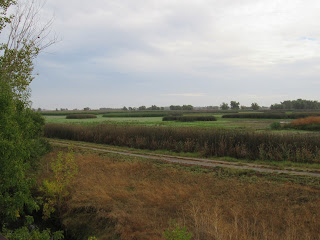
49 139 320 178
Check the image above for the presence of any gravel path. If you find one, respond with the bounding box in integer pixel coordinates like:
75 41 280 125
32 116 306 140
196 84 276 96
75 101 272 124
50 140 320 178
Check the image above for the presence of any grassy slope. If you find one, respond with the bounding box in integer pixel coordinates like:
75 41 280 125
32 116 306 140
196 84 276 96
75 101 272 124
40 147 320 240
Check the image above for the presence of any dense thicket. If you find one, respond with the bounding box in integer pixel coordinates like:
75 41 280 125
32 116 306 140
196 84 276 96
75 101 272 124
0 81 48 228
271 99 320 110
44 123 320 163
0 1 62 238
222 112 320 119
66 114 97 119
163 116 217 122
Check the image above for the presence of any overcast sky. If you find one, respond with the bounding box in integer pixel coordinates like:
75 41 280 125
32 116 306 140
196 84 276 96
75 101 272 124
27 0 320 109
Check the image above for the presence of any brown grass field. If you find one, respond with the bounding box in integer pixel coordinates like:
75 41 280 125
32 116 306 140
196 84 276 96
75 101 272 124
39 148 320 240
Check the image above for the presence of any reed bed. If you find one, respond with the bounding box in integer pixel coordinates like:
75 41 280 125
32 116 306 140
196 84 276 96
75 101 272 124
44 123 320 163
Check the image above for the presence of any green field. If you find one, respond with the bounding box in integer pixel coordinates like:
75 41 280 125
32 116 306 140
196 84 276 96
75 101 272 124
44 114 293 131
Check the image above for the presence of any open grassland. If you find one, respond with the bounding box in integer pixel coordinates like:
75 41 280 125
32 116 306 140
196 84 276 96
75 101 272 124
44 114 292 131
44 123 320 164
39 147 320 240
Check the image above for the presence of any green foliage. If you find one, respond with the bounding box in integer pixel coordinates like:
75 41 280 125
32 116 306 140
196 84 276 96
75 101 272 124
230 101 240 110
220 102 229 110
0 81 48 225
87 236 98 240
66 114 97 119
271 99 320 110
269 122 282 130
2 216 64 240
164 221 192 240
169 105 194 110
39 149 78 219
251 102 260 110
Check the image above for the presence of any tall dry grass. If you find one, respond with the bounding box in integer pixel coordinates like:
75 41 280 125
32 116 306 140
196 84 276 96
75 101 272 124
41 150 320 240
291 117 320 126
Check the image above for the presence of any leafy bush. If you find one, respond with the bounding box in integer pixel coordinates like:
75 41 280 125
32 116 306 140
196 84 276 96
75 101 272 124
269 122 282 130
39 148 78 219
44 123 320 163
164 221 192 240
163 116 217 122
66 114 97 119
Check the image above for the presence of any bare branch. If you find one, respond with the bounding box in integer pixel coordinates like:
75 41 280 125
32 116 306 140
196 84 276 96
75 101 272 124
6 0 58 52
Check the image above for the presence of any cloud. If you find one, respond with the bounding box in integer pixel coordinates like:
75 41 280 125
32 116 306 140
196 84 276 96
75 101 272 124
29 0 320 108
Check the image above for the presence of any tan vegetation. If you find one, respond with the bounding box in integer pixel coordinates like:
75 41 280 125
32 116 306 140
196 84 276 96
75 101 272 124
41 149 320 240
291 116 320 126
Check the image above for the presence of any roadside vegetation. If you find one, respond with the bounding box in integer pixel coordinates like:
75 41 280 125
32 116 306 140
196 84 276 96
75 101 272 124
44 123 320 164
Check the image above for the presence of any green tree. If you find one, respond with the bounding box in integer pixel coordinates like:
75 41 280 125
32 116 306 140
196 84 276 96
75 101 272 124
0 1 61 238
138 105 146 110
230 101 240 110
220 102 229 110
251 102 260 110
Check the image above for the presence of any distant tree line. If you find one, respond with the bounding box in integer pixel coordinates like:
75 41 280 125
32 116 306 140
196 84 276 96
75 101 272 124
122 105 194 111
169 105 194 110
270 99 320 110
220 101 260 110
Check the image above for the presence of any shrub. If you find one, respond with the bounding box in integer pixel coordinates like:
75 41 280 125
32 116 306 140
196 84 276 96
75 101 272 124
164 221 192 240
269 122 282 130
66 114 97 119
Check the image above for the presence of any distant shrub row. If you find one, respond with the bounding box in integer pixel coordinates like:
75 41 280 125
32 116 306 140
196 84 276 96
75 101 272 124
41 111 99 116
163 116 217 122
102 112 183 118
66 114 97 119
44 123 320 163
222 112 320 119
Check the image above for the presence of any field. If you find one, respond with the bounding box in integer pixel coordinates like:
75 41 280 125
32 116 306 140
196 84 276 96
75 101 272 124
43 113 293 131
38 145 320 240
39 110 320 239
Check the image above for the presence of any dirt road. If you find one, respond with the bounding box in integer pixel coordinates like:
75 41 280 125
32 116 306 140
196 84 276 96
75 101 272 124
49 139 320 178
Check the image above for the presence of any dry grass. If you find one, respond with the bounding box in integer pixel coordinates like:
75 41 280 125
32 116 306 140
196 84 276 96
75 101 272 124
291 117 320 126
41 150 320 240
